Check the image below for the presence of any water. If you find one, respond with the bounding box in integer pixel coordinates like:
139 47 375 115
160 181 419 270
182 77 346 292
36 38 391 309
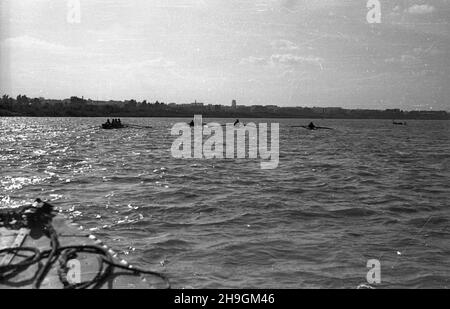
1 117 449 288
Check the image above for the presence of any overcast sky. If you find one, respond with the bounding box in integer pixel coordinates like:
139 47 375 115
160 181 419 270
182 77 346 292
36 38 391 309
1 0 449 110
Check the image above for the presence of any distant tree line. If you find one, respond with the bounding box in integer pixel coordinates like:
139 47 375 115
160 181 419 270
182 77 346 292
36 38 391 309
0 94 449 120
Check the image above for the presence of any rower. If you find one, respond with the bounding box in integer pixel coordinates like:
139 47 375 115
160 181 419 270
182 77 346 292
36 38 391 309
234 119 240 126
308 122 316 130
189 120 194 127
103 119 112 128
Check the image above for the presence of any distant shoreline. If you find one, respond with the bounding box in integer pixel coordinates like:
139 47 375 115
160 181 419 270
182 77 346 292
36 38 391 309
1 114 449 121
1 95 449 120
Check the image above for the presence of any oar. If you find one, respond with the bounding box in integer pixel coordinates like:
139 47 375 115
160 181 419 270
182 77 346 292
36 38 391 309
291 125 333 130
220 123 245 127
127 124 153 129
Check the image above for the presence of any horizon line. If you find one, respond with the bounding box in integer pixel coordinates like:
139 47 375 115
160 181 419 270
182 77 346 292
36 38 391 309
2 93 449 113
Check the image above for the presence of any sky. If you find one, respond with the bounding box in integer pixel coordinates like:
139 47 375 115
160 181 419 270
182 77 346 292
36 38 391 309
0 0 449 110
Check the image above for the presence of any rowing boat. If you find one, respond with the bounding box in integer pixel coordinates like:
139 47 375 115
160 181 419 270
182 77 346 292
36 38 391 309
291 125 333 130
101 124 128 130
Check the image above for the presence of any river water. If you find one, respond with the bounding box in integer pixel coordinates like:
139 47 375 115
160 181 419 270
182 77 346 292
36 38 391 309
0 117 449 288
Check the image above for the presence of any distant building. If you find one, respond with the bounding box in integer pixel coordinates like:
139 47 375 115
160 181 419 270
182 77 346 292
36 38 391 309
85 100 126 107
323 107 343 113
191 100 204 107
312 107 325 113
232 100 237 109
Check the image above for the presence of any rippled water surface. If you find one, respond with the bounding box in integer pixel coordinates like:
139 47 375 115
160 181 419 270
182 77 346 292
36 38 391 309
1 117 449 288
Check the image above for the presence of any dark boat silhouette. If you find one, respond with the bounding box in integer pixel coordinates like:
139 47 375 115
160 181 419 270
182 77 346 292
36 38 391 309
101 123 128 130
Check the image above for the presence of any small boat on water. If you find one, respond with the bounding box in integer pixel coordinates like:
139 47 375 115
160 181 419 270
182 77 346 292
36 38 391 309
393 121 407 126
101 123 128 130
101 118 127 130
190 119 244 128
0 199 169 289
291 122 333 130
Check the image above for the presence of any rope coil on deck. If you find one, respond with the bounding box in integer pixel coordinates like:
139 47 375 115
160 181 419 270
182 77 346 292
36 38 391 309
0 199 170 289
